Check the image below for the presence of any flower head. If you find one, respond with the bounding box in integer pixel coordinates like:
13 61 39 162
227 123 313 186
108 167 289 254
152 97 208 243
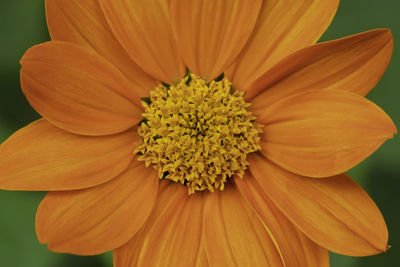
0 0 396 266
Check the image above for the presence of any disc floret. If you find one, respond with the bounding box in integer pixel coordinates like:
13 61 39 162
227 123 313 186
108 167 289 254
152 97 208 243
135 73 262 194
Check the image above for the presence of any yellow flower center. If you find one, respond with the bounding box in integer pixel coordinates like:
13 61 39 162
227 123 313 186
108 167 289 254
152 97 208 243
135 73 262 194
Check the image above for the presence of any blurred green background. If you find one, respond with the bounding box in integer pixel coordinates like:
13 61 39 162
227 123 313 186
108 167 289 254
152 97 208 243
0 0 399 266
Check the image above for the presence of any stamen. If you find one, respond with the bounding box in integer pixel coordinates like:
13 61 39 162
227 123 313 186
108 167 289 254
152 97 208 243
135 73 262 194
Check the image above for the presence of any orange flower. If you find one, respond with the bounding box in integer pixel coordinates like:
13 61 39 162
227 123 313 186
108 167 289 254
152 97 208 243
0 0 396 266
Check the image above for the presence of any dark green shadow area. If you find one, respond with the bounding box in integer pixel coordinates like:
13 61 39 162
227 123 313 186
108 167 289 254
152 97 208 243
0 0 46 130
56 255 107 267
357 161 400 267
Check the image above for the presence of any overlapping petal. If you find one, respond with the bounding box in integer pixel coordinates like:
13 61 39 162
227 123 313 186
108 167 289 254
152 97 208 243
249 153 389 256
235 173 329 267
99 0 186 84
0 119 136 191
170 0 261 81
114 181 204 267
226 0 339 90
36 161 158 255
46 0 159 96
20 41 142 136
258 90 396 178
249 29 393 105
203 185 284 266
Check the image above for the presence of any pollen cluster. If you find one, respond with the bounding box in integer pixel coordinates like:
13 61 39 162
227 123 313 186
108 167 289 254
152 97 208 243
135 73 262 194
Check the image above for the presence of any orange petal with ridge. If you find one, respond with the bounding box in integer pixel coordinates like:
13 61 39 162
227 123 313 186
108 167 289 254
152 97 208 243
36 161 158 255
227 0 339 90
0 119 136 191
170 0 262 81
203 184 284 267
249 153 389 256
194 247 210 267
114 181 204 267
20 41 142 136
235 173 329 267
99 0 186 84
46 0 159 96
258 90 396 178
249 29 393 105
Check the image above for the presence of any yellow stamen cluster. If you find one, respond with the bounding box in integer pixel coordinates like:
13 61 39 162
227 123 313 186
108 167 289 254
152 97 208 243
135 73 262 194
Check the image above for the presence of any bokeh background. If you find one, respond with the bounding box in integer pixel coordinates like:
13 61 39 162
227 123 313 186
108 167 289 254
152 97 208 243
0 0 399 266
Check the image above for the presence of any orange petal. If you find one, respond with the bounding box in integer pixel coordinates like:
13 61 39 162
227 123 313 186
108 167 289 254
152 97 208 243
36 161 158 255
194 247 210 267
46 0 159 96
226 0 339 90
235 173 329 267
249 29 393 105
249 153 389 256
99 0 186 84
114 181 204 267
20 41 142 136
258 90 396 178
203 184 284 266
0 119 136 191
170 0 262 81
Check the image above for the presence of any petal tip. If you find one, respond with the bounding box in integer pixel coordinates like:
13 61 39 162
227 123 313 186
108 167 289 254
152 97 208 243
374 243 391 255
379 28 393 36
369 28 393 39
385 116 397 137
375 28 394 46
391 123 398 136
